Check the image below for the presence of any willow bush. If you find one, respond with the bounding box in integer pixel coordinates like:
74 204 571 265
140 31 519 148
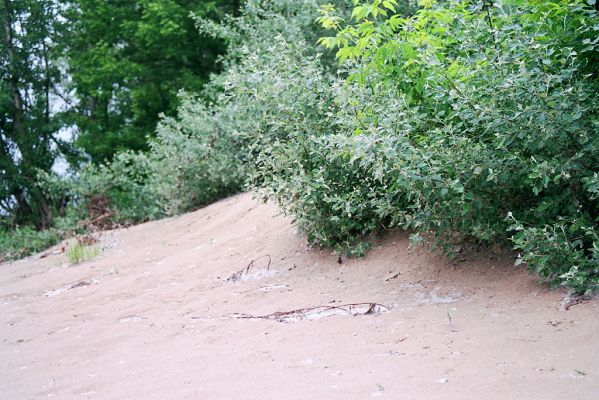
252 0 598 291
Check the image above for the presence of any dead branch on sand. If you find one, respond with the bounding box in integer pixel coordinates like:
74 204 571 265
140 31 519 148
40 245 66 258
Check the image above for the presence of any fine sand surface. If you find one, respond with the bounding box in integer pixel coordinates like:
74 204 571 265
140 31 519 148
1 193 598 400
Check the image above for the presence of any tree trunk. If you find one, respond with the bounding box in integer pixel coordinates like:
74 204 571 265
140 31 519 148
1 0 25 137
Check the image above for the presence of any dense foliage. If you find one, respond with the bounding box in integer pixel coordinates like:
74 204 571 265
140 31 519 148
1 0 235 233
264 0 599 291
64 0 240 162
33 0 336 225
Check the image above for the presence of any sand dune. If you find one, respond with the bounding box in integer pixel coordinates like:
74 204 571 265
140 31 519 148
1 193 598 399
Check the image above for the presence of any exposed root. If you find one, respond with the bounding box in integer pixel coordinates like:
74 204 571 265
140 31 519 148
192 302 390 323
560 292 592 311
227 255 272 282
83 212 115 230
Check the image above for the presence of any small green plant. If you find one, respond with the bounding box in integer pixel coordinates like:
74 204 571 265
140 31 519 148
66 241 100 265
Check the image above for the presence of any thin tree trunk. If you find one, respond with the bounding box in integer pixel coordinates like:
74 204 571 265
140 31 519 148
2 0 29 223
42 41 51 122
2 0 53 228
1 0 25 137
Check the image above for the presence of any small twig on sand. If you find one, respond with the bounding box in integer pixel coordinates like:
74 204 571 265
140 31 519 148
70 281 92 289
227 255 272 282
235 284 291 294
447 311 455 332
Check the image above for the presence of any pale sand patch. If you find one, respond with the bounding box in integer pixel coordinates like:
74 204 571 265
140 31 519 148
1 192 598 399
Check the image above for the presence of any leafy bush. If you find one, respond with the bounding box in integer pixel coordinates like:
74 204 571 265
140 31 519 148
141 0 341 216
40 151 162 225
509 215 599 292
247 0 599 292
34 0 339 226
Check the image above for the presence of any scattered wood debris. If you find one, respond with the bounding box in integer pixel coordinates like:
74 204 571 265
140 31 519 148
76 234 98 246
235 284 291 295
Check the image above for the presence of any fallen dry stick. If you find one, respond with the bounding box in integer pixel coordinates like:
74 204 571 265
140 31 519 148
40 245 66 259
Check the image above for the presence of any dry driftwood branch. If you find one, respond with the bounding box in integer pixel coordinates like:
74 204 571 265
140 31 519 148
227 254 272 282
84 212 115 227
39 245 66 259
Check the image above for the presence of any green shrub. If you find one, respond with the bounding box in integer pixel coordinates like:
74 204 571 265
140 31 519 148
0 226 62 262
247 0 599 292
40 151 163 225
148 94 247 215
509 215 599 292
34 0 339 227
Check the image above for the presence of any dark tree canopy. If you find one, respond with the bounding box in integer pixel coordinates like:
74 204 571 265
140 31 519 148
64 0 238 162
1 0 237 228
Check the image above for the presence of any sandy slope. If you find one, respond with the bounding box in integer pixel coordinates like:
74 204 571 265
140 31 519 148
1 193 598 400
